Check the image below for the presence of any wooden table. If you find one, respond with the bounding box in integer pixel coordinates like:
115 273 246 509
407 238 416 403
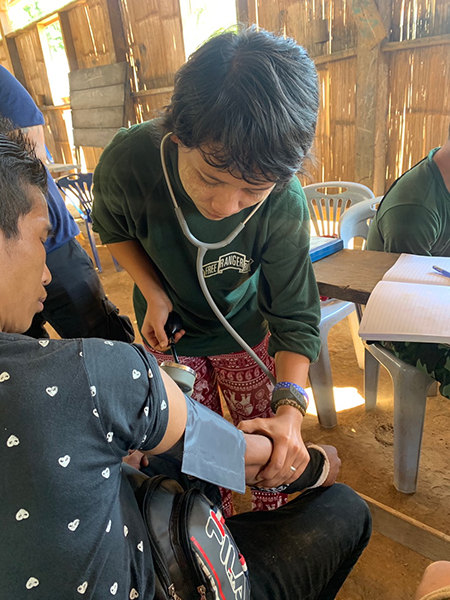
312 247 450 561
313 248 400 304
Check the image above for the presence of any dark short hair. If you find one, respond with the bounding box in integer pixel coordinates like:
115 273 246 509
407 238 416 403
163 26 319 186
0 116 48 239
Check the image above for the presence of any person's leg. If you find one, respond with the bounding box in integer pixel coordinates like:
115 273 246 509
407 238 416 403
145 346 234 516
24 238 135 341
209 335 288 512
381 341 450 399
226 483 372 600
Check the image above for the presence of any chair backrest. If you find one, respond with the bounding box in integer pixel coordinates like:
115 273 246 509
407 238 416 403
303 181 375 237
57 173 94 216
338 196 381 248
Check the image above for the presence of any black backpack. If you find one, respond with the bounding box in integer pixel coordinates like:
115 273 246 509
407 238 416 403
136 475 251 600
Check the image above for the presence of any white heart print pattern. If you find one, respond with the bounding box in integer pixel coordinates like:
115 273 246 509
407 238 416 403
102 467 110 479
46 386 58 397
58 455 71 468
130 589 139 599
104 341 114 346
6 435 19 447
38 339 49 347
90 386 97 397
132 370 141 379
106 432 113 442
26 577 39 589
93 408 99 418
143 406 149 417
161 400 167 410
123 525 128 537
137 541 144 552
148 369 153 379
110 582 118 595
77 581 88 594
68 519 80 531
106 519 112 533
16 508 29 521
0 371 10 383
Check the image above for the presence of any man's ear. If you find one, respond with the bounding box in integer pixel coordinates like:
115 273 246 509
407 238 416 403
170 134 180 144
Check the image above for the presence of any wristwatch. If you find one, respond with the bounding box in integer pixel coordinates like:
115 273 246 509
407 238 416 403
271 381 309 417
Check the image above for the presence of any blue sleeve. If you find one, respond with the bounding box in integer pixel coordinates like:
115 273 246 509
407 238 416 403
0 66 45 128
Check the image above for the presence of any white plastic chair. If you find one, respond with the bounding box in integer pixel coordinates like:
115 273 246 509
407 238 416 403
340 198 435 493
303 181 375 428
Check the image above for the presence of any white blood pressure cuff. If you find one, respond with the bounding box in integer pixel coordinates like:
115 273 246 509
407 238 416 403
181 394 246 494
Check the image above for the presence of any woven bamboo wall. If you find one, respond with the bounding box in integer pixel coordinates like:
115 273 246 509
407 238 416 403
311 57 357 183
247 0 358 57
0 37 8 68
248 0 358 184
15 28 52 104
386 44 450 186
3 0 450 188
119 0 184 123
383 0 450 189
67 0 116 69
391 0 450 40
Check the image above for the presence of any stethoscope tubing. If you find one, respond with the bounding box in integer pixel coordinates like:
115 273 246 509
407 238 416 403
160 132 276 384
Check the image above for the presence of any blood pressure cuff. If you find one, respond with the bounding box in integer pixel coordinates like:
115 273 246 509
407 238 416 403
181 394 246 494
160 396 328 496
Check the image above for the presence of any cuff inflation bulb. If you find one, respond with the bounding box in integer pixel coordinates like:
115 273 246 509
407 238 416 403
160 311 196 395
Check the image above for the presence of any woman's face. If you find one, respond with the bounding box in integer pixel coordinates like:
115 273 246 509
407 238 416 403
173 138 276 221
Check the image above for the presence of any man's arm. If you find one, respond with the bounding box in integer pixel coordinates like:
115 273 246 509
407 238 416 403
377 205 439 255
148 367 188 454
144 367 295 488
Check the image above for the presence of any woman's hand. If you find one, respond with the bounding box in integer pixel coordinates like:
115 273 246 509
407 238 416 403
238 405 309 489
142 292 185 351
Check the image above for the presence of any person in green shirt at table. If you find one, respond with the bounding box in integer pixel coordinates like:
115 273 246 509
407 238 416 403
367 126 450 399
92 27 322 516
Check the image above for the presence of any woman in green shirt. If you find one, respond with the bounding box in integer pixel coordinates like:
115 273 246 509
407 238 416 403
93 27 322 514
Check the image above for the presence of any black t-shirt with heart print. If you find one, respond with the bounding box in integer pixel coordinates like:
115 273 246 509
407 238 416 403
0 333 169 599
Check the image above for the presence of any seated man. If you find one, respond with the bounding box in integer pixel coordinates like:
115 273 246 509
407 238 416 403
0 128 371 599
0 65 135 342
367 127 450 398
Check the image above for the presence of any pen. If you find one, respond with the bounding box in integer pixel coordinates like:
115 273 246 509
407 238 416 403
432 265 450 278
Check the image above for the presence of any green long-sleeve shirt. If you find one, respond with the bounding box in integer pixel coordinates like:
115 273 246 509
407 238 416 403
367 148 450 256
92 119 321 360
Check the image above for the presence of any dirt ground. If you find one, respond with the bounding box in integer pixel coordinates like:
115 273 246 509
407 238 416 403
89 241 450 599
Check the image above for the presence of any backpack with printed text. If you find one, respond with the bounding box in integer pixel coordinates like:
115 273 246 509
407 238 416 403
136 474 251 600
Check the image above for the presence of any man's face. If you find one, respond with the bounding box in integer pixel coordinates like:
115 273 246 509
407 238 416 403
174 139 276 220
0 187 51 333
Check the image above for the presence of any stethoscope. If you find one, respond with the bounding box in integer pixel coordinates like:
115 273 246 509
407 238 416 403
160 132 276 383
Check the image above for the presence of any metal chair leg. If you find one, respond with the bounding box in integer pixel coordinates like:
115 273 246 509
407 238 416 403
85 222 102 273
